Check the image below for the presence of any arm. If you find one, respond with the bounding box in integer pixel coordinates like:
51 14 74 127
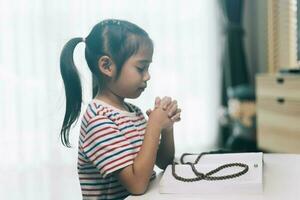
115 98 178 195
155 127 175 169
115 118 162 195
150 97 179 170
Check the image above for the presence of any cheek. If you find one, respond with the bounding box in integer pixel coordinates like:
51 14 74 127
123 70 142 83
115 67 143 90
115 73 137 90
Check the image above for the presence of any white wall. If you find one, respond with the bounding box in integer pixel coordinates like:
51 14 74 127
0 0 223 199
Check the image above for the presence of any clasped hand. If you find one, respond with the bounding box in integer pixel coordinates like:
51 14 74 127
146 96 181 131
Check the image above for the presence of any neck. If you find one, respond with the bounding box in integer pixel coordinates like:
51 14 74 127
95 88 128 111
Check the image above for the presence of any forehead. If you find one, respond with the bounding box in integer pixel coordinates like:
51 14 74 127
131 45 153 63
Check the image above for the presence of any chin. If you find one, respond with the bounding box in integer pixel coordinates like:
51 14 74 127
127 93 141 99
126 91 143 99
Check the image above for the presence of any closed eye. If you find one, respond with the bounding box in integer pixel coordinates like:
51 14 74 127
136 66 148 73
136 67 144 73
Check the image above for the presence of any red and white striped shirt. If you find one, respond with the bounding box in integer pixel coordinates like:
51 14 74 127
78 99 156 200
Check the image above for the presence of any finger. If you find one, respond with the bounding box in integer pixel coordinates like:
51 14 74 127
168 100 178 117
155 97 161 108
161 96 172 110
171 114 181 122
171 111 181 121
174 117 181 122
170 108 181 117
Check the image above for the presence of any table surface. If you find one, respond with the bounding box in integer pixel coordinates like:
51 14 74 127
126 154 300 200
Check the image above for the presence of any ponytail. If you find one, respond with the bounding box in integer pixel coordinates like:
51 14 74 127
59 37 83 147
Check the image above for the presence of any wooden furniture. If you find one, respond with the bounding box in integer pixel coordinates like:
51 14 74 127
267 0 299 73
256 74 300 153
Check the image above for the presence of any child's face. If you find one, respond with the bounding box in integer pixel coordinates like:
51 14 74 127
112 45 153 98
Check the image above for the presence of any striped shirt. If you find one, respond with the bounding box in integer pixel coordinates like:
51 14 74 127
78 99 156 200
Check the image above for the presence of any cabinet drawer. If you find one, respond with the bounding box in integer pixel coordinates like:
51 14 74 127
257 97 300 153
256 75 300 100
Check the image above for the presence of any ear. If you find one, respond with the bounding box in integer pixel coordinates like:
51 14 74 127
98 56 115 77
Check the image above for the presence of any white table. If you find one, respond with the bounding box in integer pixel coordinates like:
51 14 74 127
126 154 300 200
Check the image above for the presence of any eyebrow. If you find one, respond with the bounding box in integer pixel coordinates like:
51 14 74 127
137 59 152 64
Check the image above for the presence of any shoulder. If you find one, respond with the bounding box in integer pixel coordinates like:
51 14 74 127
82 100 146 130
82 101 115 124
80 102 122 145
81 101 124 137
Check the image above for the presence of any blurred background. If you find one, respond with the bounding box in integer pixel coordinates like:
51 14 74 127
3 0 299 199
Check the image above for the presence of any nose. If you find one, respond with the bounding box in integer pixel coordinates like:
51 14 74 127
143 71 151 81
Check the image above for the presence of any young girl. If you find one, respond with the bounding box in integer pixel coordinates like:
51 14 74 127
59 19 181 199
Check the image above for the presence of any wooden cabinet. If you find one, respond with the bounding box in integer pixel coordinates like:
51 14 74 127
256 74 300 153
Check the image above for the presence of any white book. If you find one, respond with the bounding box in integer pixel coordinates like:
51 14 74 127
159 152 263 194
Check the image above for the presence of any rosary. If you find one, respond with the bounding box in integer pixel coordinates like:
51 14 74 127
172 150 249 182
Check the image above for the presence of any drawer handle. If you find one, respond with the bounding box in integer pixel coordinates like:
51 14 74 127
276 77 284 84
276 97 285 104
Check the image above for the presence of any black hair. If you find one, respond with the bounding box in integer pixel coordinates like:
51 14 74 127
59 19 153 147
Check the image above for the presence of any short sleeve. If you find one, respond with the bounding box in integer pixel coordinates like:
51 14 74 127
82 115 136 178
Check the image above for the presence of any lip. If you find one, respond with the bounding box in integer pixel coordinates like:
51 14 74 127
138 86 146 90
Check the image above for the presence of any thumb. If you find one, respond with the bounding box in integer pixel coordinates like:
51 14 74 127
146 109 152 116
